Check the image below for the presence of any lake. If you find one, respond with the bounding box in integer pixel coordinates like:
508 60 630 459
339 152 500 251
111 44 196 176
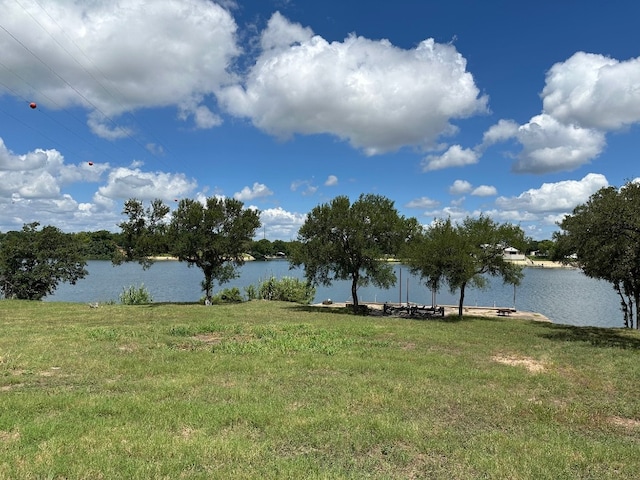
46 260 626 328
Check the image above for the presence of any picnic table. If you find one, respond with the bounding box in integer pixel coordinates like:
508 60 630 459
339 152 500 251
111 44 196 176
383 303 445 318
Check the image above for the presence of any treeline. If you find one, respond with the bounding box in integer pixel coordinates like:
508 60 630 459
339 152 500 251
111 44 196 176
0 229 298 261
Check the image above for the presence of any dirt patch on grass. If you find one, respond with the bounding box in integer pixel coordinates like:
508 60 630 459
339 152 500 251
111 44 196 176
492 355 545 373
609 416 640 430
0 430 20 442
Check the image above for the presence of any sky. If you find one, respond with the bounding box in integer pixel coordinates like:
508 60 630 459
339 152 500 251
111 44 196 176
1 0 640 241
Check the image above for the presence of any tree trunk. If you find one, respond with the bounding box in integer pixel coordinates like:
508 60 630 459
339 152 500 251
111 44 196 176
458 282 466 317
351 274 359 309
630 290 640 330
202 265 213 303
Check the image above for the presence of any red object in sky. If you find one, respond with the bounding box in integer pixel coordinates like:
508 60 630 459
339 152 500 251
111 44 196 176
29 102 37 109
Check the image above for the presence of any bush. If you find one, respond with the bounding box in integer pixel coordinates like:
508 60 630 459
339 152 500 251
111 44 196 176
244 284 258 301
211 287 243 304
257 276 316 304
119 284 153 305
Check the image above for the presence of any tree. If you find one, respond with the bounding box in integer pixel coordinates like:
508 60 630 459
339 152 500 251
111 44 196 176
404 216 526 317
169 197 261 300
0 223 88 300
116 197 261 301
553 182 640 328
290 194 418 310
250 238 274 260
116 198 170 268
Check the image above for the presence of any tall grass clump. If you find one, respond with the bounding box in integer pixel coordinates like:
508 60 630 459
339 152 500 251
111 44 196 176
208 287 243 304
119 283 153 305
256 276 316 304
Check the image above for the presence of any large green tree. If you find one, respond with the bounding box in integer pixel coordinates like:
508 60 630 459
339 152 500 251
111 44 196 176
290 194 418 310
0 223 88 300
169 197 261 300
117 197 261 301
553 181 640 328
404 216 526 317
116 198 170 268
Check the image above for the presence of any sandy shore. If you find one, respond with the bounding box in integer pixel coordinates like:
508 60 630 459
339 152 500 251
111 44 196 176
313 302 551 322
507 258 575 269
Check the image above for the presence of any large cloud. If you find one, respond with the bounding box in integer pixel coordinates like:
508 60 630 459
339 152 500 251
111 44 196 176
219 12 487 155
0 138 103 197
479 52 640 175
495 173 608 213
509 114 606 174
0 0 239 136
97 166 197 202
421 145 480 171
259 206 307 240
542 52 640 130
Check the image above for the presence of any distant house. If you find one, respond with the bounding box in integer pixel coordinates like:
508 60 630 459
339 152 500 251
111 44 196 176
502 246 525 261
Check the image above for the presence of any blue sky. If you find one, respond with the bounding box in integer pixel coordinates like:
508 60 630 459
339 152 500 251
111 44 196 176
1 0 640 240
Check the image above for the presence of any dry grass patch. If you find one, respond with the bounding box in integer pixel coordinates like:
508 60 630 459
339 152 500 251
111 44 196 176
609 416 640 430
0 430 20 443
492 354 546 373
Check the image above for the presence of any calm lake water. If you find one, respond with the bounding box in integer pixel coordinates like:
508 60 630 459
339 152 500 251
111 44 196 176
47 260 625 328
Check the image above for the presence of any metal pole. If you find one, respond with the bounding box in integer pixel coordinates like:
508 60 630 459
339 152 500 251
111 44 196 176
406 277 409 305
399 268 402 305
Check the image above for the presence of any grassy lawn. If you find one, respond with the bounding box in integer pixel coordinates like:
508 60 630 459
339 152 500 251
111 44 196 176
1 300 639 479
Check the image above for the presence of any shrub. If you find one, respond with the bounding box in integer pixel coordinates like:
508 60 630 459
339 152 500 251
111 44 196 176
257 276 316 304
211 287 243 304
119 284 153 305
244 284 258 301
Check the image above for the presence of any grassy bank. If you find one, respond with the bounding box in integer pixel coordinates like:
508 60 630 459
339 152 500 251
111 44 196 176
1 300 639 479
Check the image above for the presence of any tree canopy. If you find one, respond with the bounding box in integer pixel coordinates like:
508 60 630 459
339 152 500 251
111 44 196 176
0 222 88 300
553 181 640 328
403 216 526 317
116 198 170 268
117 197 261 301
290 194 418 310
169 197 261 300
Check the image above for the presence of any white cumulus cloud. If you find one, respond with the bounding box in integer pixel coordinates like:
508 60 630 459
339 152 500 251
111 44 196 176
0 0 239 137
233 182 274 201
98 166 197 202
405 196 440 209
259 206 307 240
542 52 640 130
422 145 480 171
449 179 473 195
471 185 497 197
480 52 640 174
495 173 608 213
324 175 338 186
219 12 487 155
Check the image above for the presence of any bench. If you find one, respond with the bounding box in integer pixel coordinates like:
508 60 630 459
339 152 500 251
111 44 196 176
496 308 514 316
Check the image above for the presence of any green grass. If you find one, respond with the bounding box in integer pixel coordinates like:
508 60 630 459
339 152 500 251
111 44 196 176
1 300 639 479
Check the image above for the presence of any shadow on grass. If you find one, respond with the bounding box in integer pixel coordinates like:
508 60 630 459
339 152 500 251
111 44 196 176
142 302 201 307
292 305 369 317
539 324 640 349
292 304 472 323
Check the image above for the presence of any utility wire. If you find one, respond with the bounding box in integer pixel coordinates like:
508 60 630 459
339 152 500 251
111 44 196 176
18 0 172 159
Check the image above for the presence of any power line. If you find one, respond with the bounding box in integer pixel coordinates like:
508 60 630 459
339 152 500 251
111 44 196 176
20 0 172 158
0 3 174 169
